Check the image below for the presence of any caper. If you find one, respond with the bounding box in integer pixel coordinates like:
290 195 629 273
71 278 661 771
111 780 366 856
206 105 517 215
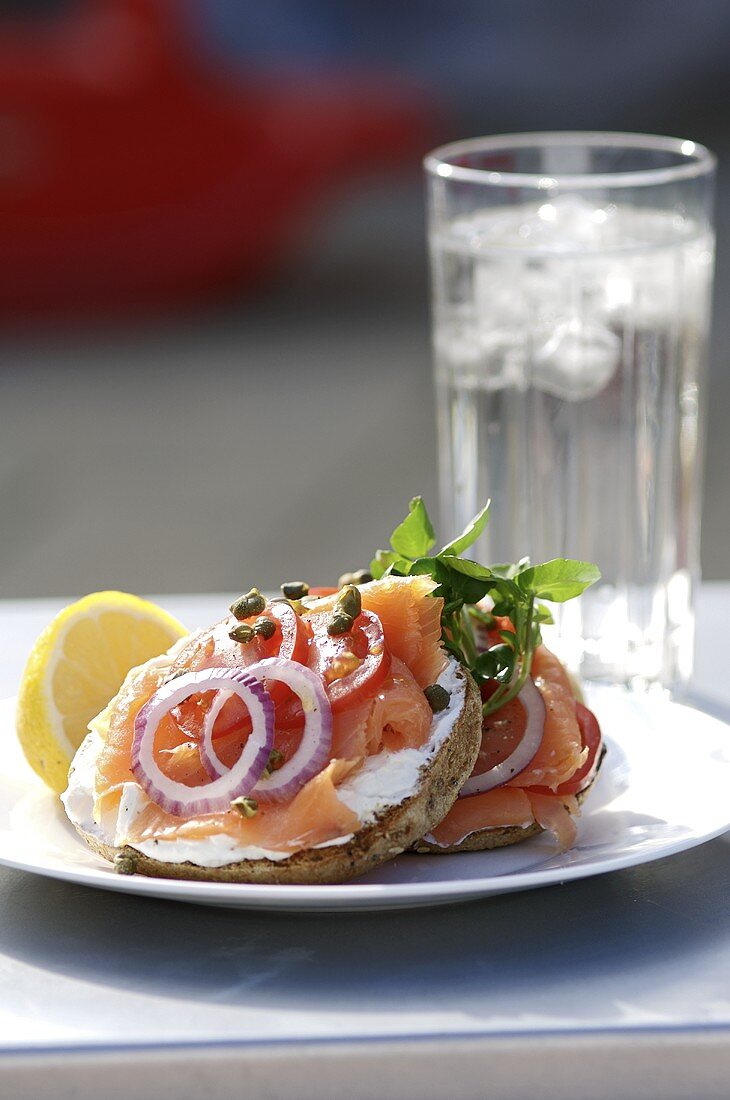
262 747 284 778
229 622 255 644
114 852 139 875
231 796 258 818
281 581 309 600
254 617 277 640
336 583 362 620
338 569 372 587
424 684 451 713
267 748 284 772
230 588 266 620
327 611 354 636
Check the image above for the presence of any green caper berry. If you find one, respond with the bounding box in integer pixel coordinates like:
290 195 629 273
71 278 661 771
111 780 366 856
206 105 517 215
230 588 267 620
114 852 139 875
261 749 281 779
229 596 247 619
327 611 354 636
229 622 255 644
338 569 372 587
281 581 309 600
336 583 362 620
424 684 451 713
267 748 284 772
231 796 259 818
254 617 277 640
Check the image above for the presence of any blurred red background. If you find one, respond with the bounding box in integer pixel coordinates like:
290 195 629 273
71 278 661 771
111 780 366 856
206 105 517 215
0 0 439 317
1 0 729 596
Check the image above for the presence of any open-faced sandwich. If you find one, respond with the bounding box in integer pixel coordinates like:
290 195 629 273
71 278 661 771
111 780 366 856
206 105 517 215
59 497 602 883
62 573 483 884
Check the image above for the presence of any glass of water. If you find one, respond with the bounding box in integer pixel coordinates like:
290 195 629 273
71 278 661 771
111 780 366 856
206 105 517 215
425 133 715 691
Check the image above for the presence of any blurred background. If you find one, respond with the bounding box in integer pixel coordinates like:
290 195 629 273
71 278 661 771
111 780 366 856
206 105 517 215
2 0 729 597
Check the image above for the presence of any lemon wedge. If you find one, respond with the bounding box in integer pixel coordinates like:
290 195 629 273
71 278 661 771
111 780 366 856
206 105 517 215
16 591 187 794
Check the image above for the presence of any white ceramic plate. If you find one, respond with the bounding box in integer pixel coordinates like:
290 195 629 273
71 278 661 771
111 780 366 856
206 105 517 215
0 687 728 912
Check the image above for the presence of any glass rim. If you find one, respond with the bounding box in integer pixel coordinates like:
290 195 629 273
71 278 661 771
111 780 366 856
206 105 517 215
424 131 716 189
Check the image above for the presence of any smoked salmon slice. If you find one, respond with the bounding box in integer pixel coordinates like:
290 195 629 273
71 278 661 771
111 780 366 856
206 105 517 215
506 647 586 790
126 759 362 852
526 791 579 851
366 657 433 753
429 787 534 847
359 575 446 688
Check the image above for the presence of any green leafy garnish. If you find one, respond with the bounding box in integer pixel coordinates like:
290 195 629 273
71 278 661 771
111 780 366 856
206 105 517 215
371 497 600 717
389 496 436 559
439 501 491 558
516 559 601 602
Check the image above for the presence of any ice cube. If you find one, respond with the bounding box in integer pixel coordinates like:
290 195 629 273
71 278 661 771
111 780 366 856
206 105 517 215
532 317 621 401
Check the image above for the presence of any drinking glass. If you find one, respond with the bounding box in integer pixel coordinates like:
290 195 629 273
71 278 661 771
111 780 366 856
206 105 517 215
425 132 716 690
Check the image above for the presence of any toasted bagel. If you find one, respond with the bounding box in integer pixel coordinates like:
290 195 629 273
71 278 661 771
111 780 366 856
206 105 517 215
65 661 483 885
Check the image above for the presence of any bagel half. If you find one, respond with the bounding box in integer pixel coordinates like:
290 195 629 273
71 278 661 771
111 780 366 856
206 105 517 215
63 659 482 885
412 746 606 854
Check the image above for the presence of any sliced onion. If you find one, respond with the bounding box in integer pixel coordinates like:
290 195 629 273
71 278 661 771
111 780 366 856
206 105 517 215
132 668 273 817
200 689 233 779
458 676 546 798
245 657 333 804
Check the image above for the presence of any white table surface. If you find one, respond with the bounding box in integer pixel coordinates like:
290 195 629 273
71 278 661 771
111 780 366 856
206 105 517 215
0 588 728 1100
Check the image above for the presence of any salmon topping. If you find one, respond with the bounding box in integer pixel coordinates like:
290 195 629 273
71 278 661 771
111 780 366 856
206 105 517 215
429 787 534 847
126 759 361 852
526 791 579 852
430 644 591 848
93 579 445 854
507 647 586 790
359 575 446 688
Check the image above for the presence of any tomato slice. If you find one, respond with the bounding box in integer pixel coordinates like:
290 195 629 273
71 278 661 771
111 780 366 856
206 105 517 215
526 702 602 796
224 598 311 666
471 693 527 778
231 599 312 703
306 608 391 711
264 600 311 664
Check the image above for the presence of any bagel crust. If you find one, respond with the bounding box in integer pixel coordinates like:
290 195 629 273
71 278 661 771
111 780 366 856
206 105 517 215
412 747 606 855
70 666 483 885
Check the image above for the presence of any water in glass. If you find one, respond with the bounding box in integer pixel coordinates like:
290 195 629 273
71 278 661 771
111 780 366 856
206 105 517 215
432 195 714 688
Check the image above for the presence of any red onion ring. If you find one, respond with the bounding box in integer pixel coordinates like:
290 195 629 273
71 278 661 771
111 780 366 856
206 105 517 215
132 668 273 816
199 690 232 779
245 657 333 804
458 676 546 798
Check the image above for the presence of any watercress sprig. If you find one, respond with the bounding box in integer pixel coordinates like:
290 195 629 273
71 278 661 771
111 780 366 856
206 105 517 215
371 498 600 717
